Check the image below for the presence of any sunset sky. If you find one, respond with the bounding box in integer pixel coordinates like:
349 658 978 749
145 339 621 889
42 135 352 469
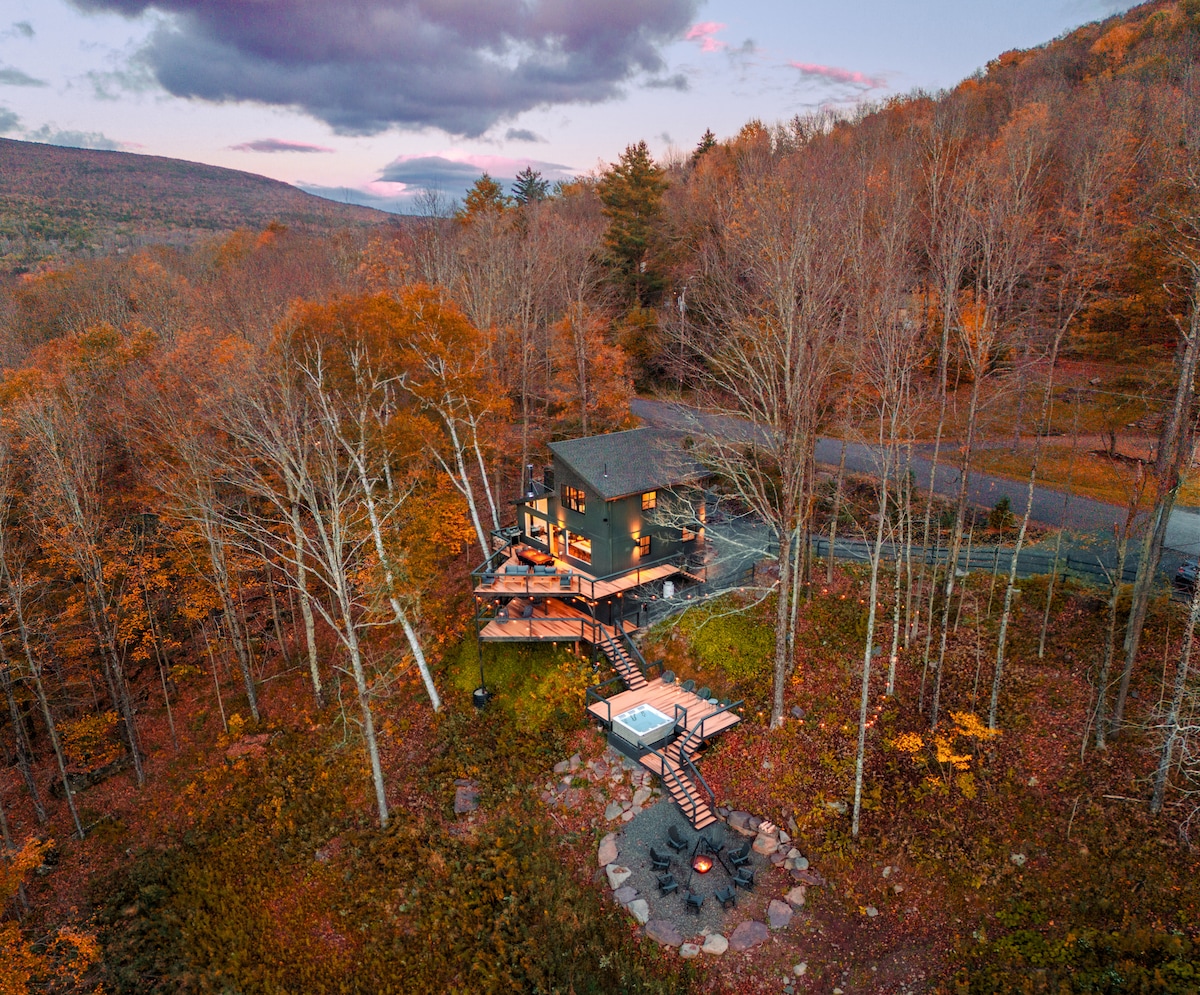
0 0 1132 212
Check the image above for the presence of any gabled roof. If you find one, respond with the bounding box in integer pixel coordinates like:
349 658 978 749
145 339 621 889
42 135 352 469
548 427 706 501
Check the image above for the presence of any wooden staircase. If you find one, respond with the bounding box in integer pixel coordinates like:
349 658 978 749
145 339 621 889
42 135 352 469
599 631 646 690
639 740 717 831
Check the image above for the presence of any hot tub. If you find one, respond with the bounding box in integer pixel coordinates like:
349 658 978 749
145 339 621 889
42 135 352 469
612 703 675 748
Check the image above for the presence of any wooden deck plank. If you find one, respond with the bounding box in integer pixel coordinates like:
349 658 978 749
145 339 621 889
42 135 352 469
475 553 681 601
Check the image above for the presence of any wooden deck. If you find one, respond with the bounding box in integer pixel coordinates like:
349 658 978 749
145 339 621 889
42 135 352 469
479 597 637 642
475 552 682 600
586 678 741 741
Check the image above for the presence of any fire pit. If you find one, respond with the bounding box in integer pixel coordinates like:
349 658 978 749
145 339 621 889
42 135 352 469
692 853 714 874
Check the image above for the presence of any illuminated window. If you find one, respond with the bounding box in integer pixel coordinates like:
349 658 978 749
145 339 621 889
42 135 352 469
638 535 651 557
562 485 586 514
642 491 657 511
566 531 592 564
682 526 696 542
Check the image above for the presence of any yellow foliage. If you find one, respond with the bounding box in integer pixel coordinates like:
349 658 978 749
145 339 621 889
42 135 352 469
934 733 972 771
950 711 1001 741
58 710 122 771
892 731 925 755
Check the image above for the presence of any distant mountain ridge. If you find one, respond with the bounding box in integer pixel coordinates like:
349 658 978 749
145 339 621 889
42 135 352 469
0 138 392 272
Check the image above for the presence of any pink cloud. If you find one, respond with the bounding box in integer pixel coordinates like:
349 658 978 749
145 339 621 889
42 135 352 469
229 138 335 153
686 21 728 53
789 61 885 89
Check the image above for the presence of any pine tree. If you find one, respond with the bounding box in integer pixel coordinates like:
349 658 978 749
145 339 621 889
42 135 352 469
511 166 550 206
690 128 717 167
455 173 509 224
597 141 667 306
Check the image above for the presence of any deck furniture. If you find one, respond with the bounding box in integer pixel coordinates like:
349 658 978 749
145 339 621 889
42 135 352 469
649 847 671 871
684 891 704 914
661 670 675 684
558 571 573 590
715 885 737 909
516 547 555 567
495 606 511 621
657 872 678 896
681 679 696 693
666 826 688 852
701 831 723 853
533 564 556 575
728 840 752 867
480 571 496 587
732 867 755 890
519 602 535 619
697 687 711 700
503 563 530 575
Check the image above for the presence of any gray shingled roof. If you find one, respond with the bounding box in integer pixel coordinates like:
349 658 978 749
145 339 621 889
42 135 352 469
548 427 706 501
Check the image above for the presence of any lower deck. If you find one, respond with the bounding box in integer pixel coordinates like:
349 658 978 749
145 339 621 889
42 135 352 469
586 677 741 742
478 596 637 642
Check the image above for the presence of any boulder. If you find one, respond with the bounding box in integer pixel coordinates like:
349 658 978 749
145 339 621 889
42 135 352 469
785 886 807 908
454 785 480 815
728 920 769 953
728 811 755 834
605 864 632 890
568 753 582 771
633 787 652 807
552 759 570 774
702 933 729 955
793 962 808 976
679 942 701 958
768 899 793 930
604 802 623 821
753 833 779 856
792 868 826 886
644 920 684 947
597 833 618 867
613 886 638 905
627 899 650 924
865 905 879 918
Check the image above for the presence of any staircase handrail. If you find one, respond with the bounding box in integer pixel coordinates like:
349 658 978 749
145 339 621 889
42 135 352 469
618 625 653 680
681 753 716 811
641 743 702 825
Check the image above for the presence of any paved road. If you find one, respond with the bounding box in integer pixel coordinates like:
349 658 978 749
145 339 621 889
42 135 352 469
632 398 1200 566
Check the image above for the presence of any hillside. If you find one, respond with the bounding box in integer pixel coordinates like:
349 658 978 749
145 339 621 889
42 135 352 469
0 138 392 272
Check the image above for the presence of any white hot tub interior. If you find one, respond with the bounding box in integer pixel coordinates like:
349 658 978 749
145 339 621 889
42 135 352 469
612 703 674 746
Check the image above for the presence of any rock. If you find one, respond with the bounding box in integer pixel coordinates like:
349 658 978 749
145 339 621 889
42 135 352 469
604 802 623 821
759 820 777 835
454 785 480 814
1010 852 1027 867
716 806 731 819
865 905 879 917
568 753 582 771
778 829 791 844
762 759 773 770
753 833 779 856
792 868 826 886
825 800 848 816
768 899 793 930
787 816 800 837
794 962 808 976
893 884 905 894
785 886 807 907
613 886 638 905
770 852 786 866
597 833 618 867
882 865 893 878
621 809 635 822
728 810 753 832
679 942 701 958
553 759 570 774
644 920 684 947
562 788 582 810
702 933 729 955
627 899 650 924
748 815 763 832
728 920 769 953
539 791 553 804
606 864 632 890
790 705 805 719
791 855 809 871
633 787 652 807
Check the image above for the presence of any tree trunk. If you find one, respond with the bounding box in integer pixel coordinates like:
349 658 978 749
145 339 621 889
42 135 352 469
291 498 324 707
1096 517 1134 751
1151 576 1200 813
771 524 794 729
827 438 848 584
0 644 46 824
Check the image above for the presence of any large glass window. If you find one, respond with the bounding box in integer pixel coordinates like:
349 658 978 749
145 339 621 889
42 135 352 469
562 485 586 514
642 491 657 511
565 531 592 564
638 535 651 557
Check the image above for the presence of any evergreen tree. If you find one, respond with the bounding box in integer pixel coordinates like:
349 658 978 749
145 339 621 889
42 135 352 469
597 140 667 306
511 166 550 206
690 128 718 167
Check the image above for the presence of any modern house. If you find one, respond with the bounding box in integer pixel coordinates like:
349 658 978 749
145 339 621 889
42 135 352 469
471 427 741 830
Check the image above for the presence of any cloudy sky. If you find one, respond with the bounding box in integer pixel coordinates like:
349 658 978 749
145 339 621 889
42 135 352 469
0 0 1132 212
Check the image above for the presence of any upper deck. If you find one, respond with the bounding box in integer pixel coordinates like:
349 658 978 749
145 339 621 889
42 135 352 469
472 546 700 601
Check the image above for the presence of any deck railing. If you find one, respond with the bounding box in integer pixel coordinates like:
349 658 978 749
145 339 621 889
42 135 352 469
471 550 707 602
642 742 705 825
584 675 627 728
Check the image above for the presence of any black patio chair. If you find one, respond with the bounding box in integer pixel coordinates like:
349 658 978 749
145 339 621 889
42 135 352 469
649 846 671 871
681 679 696 693
666 825 689 852
685 891 705 914
701 830 724 853
661 670 675 684
697 686 711 700
715 884 737 909
519 602 535 619
657 872 678 896
732 867 755 891
728 840 752 867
